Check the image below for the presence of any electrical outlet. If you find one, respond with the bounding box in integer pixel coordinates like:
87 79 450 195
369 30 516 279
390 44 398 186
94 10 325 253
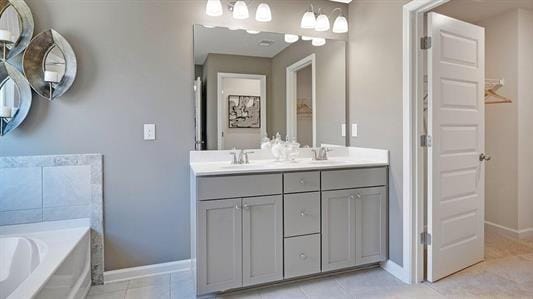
352 123 358 137
341 124 346 137
144 124 156 140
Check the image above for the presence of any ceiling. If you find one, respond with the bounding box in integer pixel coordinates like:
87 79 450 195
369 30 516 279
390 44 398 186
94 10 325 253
194 25 292 65
434 0 533 23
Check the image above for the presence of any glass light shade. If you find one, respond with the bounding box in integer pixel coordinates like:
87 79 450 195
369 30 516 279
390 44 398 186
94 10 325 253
315 14 330 32
312 37 326 46
255 3 272 22
300 11 316 29
301 35 312 41
284 34 299 43
205 0 223 16
233 1 249 19
332 15 348 33
246 30 260 34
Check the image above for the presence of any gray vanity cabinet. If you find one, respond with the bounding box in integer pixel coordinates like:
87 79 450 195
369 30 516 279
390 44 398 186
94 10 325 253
321 189 357 271
242 195 283 286
355 187 388 265
197 198 242 294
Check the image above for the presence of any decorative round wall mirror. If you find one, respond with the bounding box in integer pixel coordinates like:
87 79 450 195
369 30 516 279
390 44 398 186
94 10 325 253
0 0 33 61
23 29 77 100
0 61 31 136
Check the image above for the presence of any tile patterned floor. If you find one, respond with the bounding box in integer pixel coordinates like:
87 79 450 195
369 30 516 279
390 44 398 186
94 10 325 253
87 230 533 299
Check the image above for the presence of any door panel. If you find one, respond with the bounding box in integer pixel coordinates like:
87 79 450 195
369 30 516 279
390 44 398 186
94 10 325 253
355 187 388 265
322 189 356 271
197 198 242 294
242 195 283 286
427 12 485 282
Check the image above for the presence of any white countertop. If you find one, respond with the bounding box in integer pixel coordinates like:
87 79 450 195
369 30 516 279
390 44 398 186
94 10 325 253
190 147 389 176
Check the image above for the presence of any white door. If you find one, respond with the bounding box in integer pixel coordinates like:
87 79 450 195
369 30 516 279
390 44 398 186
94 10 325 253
194 77 203 150
427 12 485 282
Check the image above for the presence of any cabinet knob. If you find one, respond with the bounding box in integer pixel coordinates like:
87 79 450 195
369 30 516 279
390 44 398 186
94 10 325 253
243 204 250 210
299 253 307 260
235 204 241 210
300 210 307 217
349 195 355 200
356 193 361 199
299 179 305 185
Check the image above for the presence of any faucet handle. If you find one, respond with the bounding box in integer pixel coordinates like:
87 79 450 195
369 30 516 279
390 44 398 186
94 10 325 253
229 152 238 164
243 151 254 164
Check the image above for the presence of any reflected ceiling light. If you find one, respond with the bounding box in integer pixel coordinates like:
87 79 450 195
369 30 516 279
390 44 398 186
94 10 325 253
315 14 330 32
233 0 249 19
284 34 299 43
246 29 261 34
205 0 223 16
228 26 242 30
256 3 272 22
301 35 313 41
300 7 316 29
203 25 216 28
332 15 348 33
312 37 326 46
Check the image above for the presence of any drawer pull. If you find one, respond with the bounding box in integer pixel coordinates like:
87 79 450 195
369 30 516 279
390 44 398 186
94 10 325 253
356 193 361 198
299 179 305 185
243 204 250 210
300 210 307 217
349 195 355 200
299 253 307 260
235 204 241 210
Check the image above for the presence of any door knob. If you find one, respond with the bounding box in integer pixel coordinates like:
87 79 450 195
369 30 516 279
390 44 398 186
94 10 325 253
479 153 492 162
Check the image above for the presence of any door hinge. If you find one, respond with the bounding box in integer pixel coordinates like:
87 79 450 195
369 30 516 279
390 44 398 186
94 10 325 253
420 135 432 147
421 232 432 245
421 36 432 50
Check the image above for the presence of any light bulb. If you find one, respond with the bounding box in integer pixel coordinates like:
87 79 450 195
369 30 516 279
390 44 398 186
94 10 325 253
300 11 316 29
332 15 348 33
315 14 330 32
233 1 249 19
301 35 313 41
284 34 299 43
312 37 326 46
255 3 272 22
246 30 260 34
205 0 223 17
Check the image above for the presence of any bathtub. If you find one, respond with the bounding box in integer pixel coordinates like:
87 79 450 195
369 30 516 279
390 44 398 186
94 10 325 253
0 219 91 299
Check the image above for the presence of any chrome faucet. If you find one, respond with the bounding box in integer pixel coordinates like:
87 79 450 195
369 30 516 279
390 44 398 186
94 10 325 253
230 149 254 164
312 147 332 161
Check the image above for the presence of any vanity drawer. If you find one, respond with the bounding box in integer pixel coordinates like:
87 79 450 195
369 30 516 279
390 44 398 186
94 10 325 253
284 192 320 237
284 234 321 278
197 173 282 200
321 167 387 191
284 171 320 193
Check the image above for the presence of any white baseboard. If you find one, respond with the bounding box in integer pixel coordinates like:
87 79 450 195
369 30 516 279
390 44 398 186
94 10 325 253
485 221 533 239
380 260 410 284
104 259 191 284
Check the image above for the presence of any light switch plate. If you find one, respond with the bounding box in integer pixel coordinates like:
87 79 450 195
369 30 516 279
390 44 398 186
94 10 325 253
341 124 346 137
352 123 358 137
144 124 156 140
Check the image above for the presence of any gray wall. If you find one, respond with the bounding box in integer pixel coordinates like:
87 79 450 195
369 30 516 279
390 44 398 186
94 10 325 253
271 39 346 146
0 0 347 271
348 0 410 266
203 53 272 150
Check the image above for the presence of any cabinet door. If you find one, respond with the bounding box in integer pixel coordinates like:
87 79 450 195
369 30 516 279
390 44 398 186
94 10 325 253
355 186 388 265
197 198 242 294
322 189 357 271
242 195 283 286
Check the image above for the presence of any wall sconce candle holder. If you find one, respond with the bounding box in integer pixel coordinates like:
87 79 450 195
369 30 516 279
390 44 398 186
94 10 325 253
0 61 32 136
0 0 34 61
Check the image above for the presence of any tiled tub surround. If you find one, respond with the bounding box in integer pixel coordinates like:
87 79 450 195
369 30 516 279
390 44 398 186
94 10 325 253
0 154 104 285
190 147 389 296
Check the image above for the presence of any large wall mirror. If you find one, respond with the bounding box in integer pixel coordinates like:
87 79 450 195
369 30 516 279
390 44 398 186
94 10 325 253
193 24 346 151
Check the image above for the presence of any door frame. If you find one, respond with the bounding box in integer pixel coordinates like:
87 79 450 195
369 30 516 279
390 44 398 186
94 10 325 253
286 54 316 147
217 72 267 149
402 0 450 284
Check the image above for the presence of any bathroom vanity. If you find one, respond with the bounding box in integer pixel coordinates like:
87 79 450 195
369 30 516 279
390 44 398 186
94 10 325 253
190 147 389 296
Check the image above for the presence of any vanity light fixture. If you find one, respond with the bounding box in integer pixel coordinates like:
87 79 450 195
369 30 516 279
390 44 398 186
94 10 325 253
332 15 348 33
205 0 223 16
255 3 272 22
315 13 330 32
300 6 316 29
312 37 326 46
284 34 299 43
233 0 249 19
246 29 260 34
301 35 313 41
